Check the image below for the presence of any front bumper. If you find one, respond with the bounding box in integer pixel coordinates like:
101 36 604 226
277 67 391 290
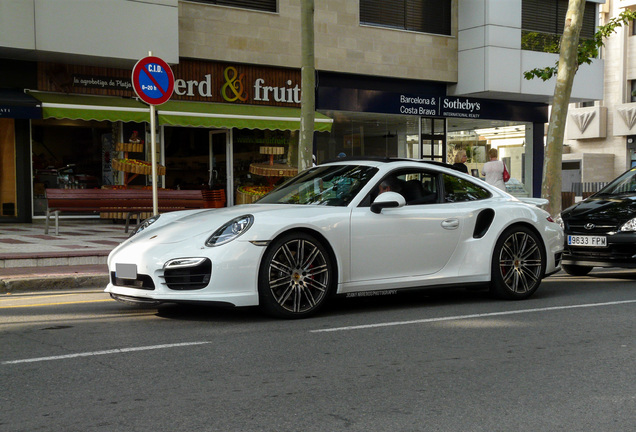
562 231 636 268
104 239 264 307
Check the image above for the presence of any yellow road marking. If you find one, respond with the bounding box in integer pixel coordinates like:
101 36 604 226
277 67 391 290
0 299 113 309
0 291 103 301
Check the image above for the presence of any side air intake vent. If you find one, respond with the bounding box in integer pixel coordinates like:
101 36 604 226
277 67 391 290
473 209 495 239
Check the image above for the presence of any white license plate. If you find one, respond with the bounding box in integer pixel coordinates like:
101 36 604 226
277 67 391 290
116 263 137 279
567 235 607 247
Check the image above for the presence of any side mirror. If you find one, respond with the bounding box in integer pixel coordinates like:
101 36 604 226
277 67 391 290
370 191 406 214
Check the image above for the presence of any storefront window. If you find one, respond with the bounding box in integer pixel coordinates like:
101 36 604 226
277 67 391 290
163 127 214 190
314 111 420 162
447 119 532 197
31 119 121 215
233 129 297 204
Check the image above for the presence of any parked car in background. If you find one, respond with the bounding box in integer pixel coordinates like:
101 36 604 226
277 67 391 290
106 158 563 318
559 168 636 276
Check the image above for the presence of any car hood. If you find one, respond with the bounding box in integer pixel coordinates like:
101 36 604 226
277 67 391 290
562 194 636 225
124 204 347 245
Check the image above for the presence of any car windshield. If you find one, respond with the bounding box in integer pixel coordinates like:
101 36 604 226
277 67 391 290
595 168 636 196
257 165 378 206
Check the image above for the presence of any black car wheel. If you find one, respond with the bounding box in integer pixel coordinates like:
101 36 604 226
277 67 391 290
258 232 335 318
561 264 593 276
491 226 545 300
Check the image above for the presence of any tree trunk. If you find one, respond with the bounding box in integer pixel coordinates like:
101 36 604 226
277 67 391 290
298 0 315 172
542 0 586 217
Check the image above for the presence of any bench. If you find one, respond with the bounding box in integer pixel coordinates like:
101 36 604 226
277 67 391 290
44 188 221 235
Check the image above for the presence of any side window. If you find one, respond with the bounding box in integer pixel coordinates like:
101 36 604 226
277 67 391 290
443 174 491 202
399 171 439 205
364 169 440 206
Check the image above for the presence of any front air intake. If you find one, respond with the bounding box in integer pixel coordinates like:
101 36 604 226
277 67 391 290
162 258 212 290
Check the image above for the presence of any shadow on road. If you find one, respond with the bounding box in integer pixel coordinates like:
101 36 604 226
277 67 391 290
146 269 636 322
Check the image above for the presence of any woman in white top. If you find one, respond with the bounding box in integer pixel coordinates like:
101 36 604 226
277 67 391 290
481 148 506 191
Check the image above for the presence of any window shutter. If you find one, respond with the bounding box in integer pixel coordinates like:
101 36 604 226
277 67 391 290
361 0 451 35
360 0 405 30
190 0 277 13
522 0 597 38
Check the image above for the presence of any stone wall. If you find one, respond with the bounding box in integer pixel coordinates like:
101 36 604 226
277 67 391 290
178 0 458 83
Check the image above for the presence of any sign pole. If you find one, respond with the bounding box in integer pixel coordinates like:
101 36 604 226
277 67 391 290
150 103 158 215
147 51 158 216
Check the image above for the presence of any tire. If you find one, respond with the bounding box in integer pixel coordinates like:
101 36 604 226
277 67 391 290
258 232 335 318
490 226 545 300
561 264 593 276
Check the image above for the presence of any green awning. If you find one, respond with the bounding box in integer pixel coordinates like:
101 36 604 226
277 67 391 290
29 92 150 123
157 100 333 132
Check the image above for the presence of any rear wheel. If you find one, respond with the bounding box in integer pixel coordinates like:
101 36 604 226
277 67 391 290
561 264 593 276
490 226 545 300
258 232 335 319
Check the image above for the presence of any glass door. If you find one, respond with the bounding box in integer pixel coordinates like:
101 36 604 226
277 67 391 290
420 117 446 162
209 129 232 206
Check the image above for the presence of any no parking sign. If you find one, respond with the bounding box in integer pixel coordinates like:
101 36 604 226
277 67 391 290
131 54 174 216
132 56 174 105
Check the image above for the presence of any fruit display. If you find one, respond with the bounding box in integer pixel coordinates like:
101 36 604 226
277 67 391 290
112 158 166 176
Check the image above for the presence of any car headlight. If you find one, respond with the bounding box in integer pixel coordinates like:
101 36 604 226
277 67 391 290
554 213 564 229
619 218 636 232
206 214 254 247
130 215 160 237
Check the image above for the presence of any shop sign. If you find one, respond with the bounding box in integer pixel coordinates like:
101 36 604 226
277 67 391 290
173 66 301 105
73 74 132 91
42 60 301 107
318 85 547 123
398 95 483 118
395 94 546 122
0 105 42 119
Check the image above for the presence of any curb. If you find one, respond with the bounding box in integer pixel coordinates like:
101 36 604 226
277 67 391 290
0 251 110 269
1 274 110 293
0 265 110 293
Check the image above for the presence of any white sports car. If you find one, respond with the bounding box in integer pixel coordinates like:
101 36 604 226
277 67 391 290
105 158 563 318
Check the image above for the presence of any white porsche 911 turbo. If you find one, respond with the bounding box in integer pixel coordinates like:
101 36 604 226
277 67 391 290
105 158 563 318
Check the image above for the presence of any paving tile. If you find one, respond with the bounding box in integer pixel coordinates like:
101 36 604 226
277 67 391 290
86 240 122 246
25 235 59 240
0 238 32 244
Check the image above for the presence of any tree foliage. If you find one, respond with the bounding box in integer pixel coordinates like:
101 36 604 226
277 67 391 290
524 6 636 217
524 10 636 81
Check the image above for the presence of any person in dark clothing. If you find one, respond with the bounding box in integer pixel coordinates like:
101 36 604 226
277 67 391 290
452 149 468 173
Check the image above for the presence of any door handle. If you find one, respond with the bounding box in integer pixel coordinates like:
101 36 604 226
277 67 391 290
441 219 459 230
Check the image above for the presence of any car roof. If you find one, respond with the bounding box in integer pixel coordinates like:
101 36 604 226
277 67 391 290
321 156 457 171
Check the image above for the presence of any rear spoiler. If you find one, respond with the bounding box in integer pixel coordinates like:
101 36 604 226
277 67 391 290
518 197 549 210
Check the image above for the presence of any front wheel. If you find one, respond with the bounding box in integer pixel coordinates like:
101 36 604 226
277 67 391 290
561 264 593 276
258 232 335 319
490 226 545 300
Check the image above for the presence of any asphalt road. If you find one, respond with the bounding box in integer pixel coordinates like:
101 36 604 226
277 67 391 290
1 270 635 432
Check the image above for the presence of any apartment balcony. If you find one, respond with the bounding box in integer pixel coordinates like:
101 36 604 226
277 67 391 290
452 0 604 104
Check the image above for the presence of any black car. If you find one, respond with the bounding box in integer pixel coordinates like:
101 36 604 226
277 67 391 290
559 168 636 276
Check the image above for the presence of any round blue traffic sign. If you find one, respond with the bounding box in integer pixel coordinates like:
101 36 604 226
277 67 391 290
132 56 175 105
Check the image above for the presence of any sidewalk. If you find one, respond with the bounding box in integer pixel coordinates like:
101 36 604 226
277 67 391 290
0 219 129 292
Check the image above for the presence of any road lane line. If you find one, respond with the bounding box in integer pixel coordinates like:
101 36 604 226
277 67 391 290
311 300 636 333
2 341 211 365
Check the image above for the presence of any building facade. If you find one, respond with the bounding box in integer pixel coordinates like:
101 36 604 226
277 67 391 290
564 0 636 194
0 0 605 222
